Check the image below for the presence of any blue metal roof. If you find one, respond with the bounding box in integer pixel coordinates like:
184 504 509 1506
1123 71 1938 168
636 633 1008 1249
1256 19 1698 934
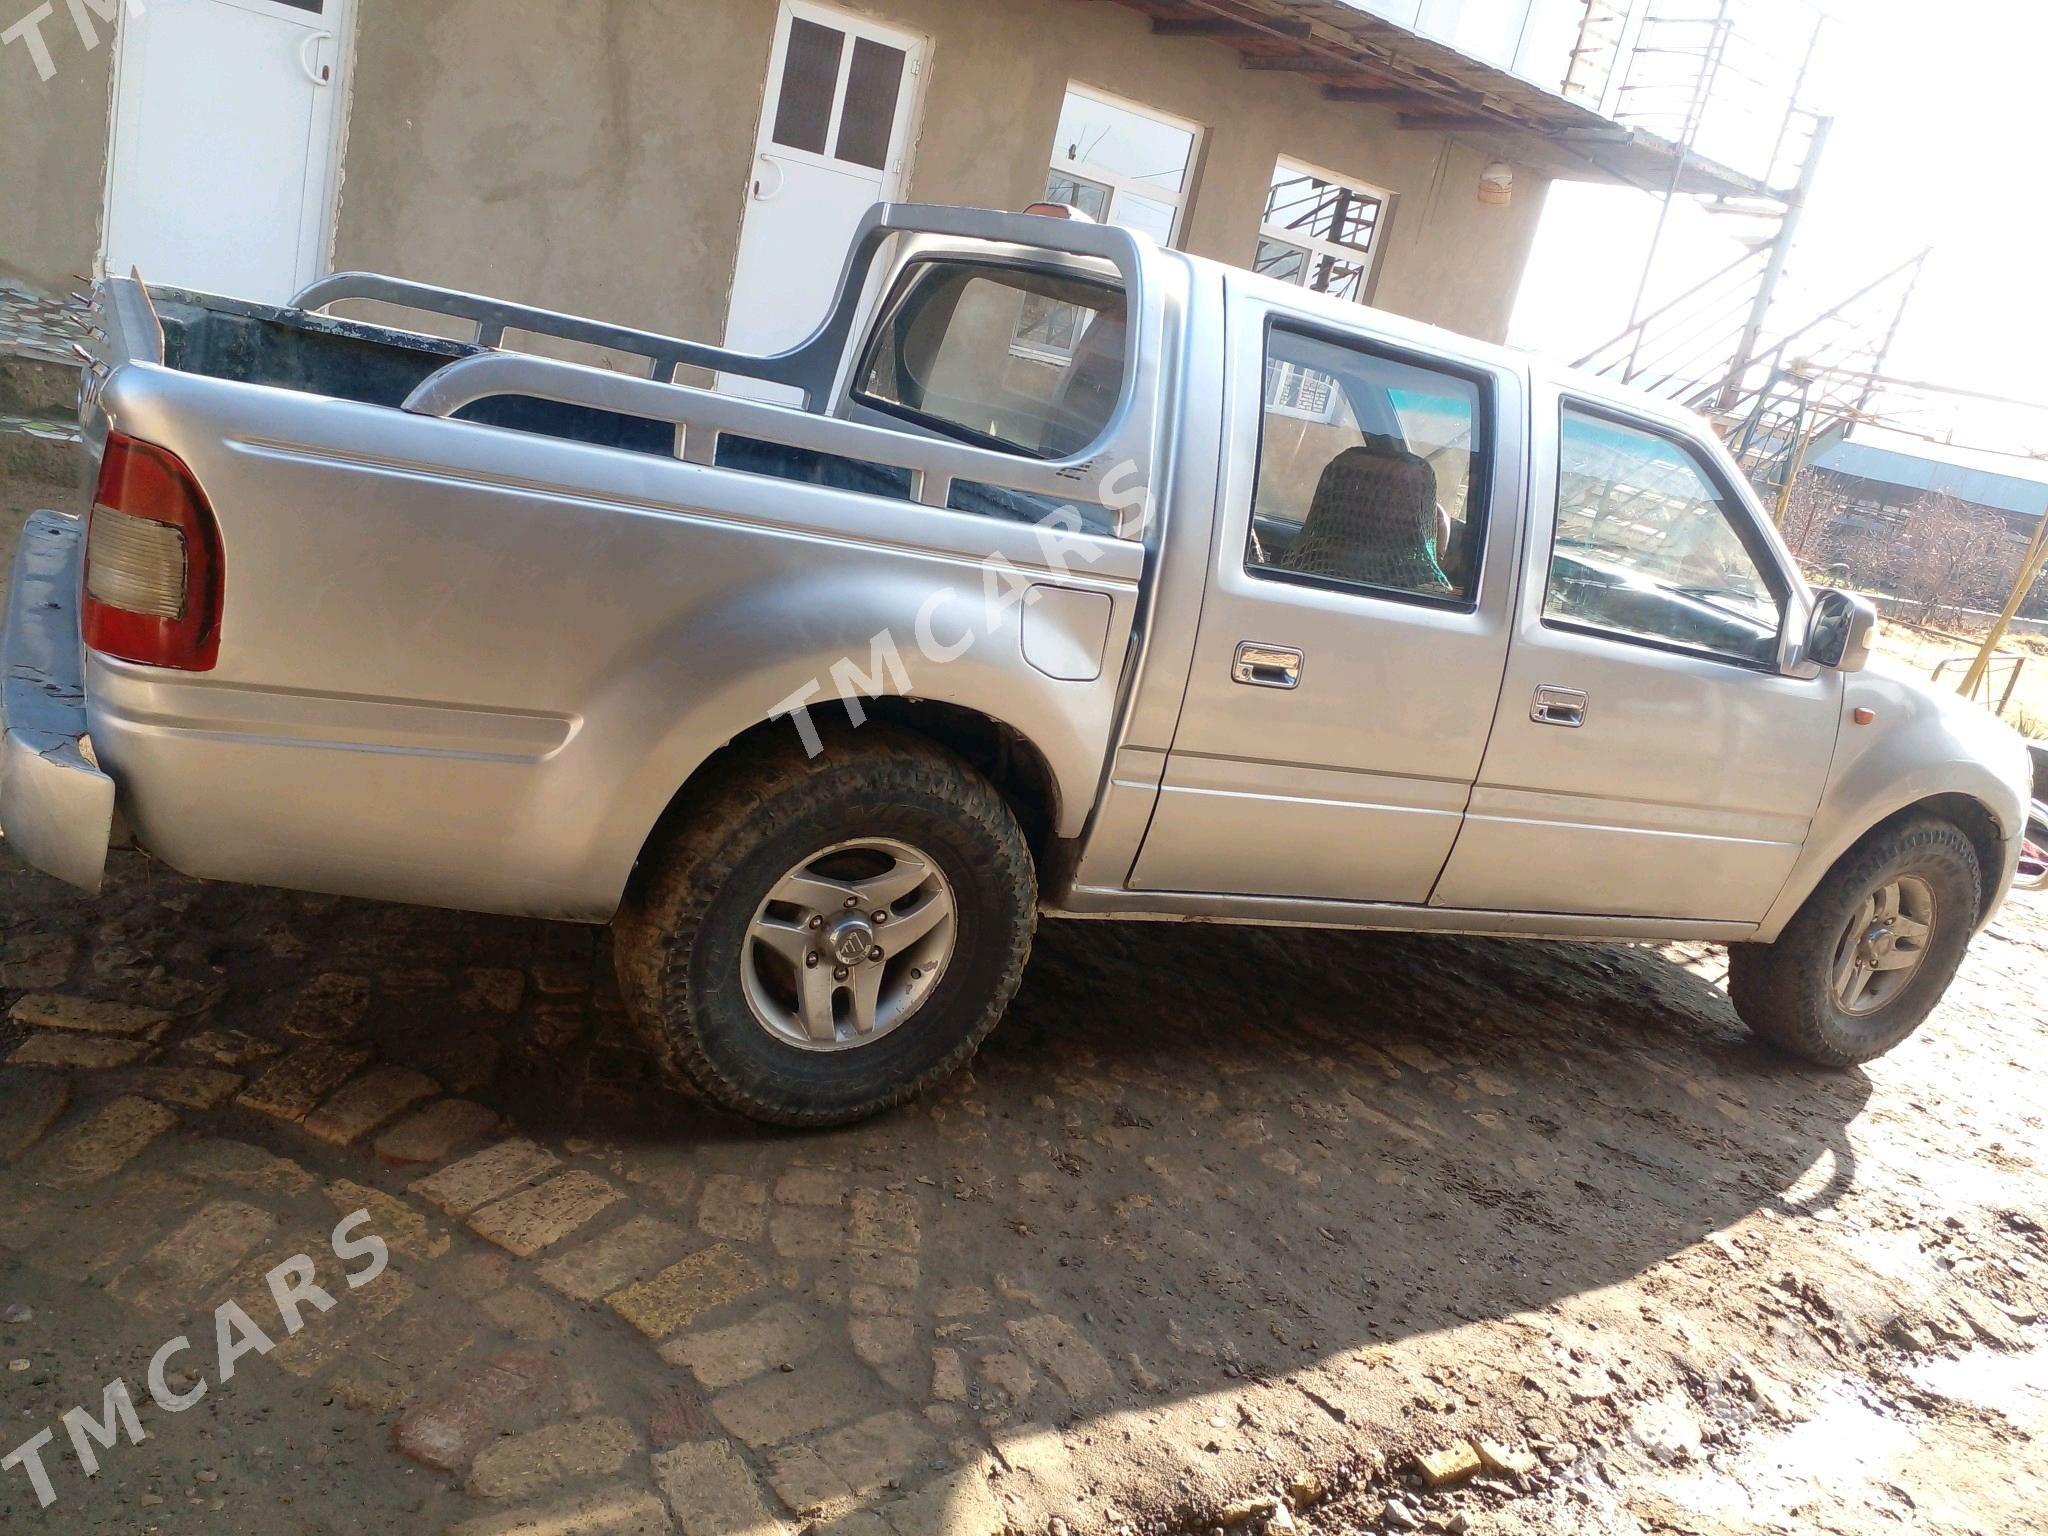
1813 439 2048 520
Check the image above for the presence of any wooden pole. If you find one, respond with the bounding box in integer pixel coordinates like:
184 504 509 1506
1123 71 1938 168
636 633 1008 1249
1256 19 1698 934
1959 511 2048 698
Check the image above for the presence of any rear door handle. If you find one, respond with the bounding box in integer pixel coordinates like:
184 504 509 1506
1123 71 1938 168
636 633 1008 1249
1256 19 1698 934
1233 642 1303 690
1532 684 1587 728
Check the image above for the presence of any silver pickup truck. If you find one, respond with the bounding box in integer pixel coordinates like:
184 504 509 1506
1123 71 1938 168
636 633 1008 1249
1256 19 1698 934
3 205 2030 1126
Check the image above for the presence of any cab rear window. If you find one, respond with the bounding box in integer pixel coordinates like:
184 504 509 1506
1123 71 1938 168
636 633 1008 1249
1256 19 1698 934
855 260 1128 462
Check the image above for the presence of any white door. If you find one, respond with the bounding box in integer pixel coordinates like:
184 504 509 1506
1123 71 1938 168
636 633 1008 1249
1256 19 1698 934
723 1 925 392
103 0 352 303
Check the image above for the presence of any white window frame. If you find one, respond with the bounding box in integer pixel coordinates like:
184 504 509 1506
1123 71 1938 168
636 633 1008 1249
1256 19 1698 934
1045 82 1203 249
1256 156 1394 306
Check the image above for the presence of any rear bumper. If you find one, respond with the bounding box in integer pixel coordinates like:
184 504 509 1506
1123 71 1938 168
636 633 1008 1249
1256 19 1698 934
0 511 115 892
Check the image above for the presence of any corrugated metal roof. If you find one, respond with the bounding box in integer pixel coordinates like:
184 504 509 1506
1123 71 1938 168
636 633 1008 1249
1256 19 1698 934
1812 439 2048 520
1104 0 1775 199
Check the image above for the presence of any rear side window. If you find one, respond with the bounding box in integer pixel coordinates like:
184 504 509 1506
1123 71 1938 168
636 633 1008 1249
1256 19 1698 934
1247 325 1488 605
855 261 1127 461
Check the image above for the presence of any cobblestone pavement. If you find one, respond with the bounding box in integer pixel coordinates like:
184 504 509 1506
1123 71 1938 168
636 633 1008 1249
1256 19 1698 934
1 830 2044 1536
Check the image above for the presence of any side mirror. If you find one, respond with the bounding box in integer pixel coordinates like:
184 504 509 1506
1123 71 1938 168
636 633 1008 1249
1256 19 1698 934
1805 588 1877 673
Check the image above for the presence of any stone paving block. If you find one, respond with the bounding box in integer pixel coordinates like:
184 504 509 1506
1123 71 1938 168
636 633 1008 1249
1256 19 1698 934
530 956 592 996
328 1301 478 1415
27 1095 177 1185
272 1269 418 1378
9 1031 155 1069
481 1284 572 1342
461 967 527 1015
236 1042 372 1122
1006 1314 1115 1401
446 1484 673 1536
931 1347 968 1403
0 1071 67 1160
112 1199 280 1310
394 1348 565 1473
8 993 171 1036
305 1066 439 1146
774 1168 848 1208
848 1249 919 1291
659 1301 820 1390
850 1315 915 1369
0 932 77 990
537 1213 692 1303
763 1442 856 1516
610 1244 768 1339
284 972 372 1040
769 1206 845 1261
412 1138 561 1216
117 1065 244 1109
652 1439 790 1536
847 1284 910 1317
375 1098 503 1168
470 1172 624 1257
326 1178 452 1261
180 1029 283 1068
467 1414 638 1501
697 1174 768 1241
183 1139 318 1197
808 1410 936 1500
848 1189 919 1253
711 1355 889 1449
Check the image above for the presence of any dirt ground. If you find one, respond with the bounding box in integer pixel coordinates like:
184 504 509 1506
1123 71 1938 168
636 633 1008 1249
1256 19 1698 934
0 456 2044 1535
0 832 2044 1536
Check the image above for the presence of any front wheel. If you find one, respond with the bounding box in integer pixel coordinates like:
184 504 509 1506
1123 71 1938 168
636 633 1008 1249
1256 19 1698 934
1729 813 1981 1067
612 730 1037 1127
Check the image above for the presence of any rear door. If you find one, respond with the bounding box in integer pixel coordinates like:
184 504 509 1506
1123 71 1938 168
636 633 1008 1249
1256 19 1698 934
1431 385 1841 921
1129 286 1525 903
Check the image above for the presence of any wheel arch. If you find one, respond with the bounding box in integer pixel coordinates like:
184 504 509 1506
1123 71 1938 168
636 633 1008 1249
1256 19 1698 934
622 702 1063 905
1759 787 2015 942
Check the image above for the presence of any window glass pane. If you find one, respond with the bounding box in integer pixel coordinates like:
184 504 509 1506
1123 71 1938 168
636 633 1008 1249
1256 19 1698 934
1265 166 1382 254
1254 239 1309 286
1548 408 1782 665
1248 328 1486 602
1308 253 1367 301
1051 90 1195 194
1108 190 1176 244
771 19 843 155
1043 172 1111 222
834 38 905 169
857 262 1128 463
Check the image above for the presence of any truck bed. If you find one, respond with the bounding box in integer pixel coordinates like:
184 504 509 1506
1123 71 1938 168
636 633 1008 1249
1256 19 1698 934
154 290 679 458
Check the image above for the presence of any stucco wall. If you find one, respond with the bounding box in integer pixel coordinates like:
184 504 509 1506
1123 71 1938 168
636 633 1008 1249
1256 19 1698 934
1 0 1550 342
0 7 115 292
334 0 1549 346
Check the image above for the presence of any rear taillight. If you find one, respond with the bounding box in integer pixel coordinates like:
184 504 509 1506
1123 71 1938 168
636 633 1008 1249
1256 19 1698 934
83 434 224 671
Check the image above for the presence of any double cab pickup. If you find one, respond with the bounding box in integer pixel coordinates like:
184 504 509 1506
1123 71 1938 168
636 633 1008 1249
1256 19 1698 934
2 204 2030 1124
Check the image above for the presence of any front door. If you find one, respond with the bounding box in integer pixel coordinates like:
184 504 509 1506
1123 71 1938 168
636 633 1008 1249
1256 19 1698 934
1431 391 1841 921
103 0 352 303
1129 293 1524 904
723 1 925 394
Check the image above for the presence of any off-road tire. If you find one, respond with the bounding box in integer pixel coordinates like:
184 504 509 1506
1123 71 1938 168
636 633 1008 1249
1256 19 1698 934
1728 813 1980 1067
612 729 1036 1127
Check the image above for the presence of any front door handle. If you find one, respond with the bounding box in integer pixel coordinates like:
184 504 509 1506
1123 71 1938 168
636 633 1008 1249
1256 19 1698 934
299 31 334 85
1233 642 1303 690
1532 684 1587 728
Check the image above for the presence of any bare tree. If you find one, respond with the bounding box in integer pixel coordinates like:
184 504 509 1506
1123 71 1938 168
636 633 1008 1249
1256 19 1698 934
1778 474 1851 566
1882 491 2015 623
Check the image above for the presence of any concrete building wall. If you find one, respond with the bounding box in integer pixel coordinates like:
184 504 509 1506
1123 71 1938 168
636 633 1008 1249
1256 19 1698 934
333 0 1548 345
2 0 1549 345
0 13 115 291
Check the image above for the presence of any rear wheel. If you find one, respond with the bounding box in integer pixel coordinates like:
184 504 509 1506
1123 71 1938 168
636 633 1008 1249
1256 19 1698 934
1729 813 1980 1067
613 730 1036 1127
